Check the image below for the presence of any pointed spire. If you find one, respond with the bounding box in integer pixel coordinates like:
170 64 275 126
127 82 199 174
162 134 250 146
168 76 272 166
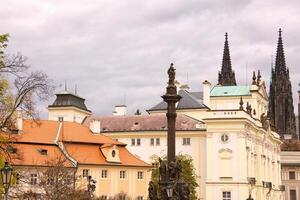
275 28 287 74
218 32 237 86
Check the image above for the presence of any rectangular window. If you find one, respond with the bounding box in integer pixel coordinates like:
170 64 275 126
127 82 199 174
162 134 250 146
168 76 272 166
137 171 144 179
289 171 296 180
136 138 141 146
150 138 154 146
137 196 143 200
30 174 38 185
131 138 135 146
222 191 231 200
156 138 160 146
47 178 54 185
101 196 108 200
83 169 89 177
120 170 126 179
101 170 108 178
183 138 191 145
290 189 297 200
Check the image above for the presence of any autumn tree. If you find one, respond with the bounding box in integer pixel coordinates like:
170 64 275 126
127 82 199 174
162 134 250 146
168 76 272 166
11 155 92 200
150 154 199 200
0 33 53 160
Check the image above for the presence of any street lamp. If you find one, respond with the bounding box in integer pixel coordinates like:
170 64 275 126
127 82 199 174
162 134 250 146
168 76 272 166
0 162 13 200
166 183 174 199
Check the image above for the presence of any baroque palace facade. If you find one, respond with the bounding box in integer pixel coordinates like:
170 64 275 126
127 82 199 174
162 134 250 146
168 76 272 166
8 29 298 200
81 31 287 200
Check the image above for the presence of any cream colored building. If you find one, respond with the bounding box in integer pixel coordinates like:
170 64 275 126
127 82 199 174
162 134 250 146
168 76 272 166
281 151 300 200
83 77 283 200
46 79 283 200
83 114 207 199
9 118 150 199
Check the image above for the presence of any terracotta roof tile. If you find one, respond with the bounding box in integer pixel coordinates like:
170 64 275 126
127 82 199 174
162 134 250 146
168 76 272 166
65 143 150 167
12 119 148 167
84 114 204 132
11 144 74 167
18 120 124 145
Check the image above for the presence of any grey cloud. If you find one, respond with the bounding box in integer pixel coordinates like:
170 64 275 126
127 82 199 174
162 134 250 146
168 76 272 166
0 0 299 117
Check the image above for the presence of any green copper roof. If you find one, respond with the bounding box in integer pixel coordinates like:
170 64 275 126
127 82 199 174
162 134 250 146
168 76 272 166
210 85 251 97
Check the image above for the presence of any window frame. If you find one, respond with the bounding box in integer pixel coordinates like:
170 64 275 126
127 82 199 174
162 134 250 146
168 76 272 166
120 170 126 179
156 138 160 146
290 189 297 200
182 137 191 145
222 191 231 200
82 169 89 177
101 170 108 179
289 171 296 180
131 138 135 146
30 173 38 185
150 138 154 146
137 171 144 179
136 138 141 146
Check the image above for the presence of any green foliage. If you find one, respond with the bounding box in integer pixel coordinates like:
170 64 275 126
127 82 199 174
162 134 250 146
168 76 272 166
0 33 9 63
150 154 199 200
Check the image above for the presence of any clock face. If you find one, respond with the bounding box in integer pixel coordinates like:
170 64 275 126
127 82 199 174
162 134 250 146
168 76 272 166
112 150 116 158
221 134 229 142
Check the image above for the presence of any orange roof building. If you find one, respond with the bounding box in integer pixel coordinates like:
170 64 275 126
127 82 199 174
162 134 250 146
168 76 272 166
9 119 151 199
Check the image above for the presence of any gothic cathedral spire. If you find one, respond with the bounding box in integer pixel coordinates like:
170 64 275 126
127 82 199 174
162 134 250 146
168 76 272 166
218 32 237 86
268 29 297 139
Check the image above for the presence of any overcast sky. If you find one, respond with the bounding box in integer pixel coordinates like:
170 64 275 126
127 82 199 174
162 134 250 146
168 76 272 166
1 0 300 117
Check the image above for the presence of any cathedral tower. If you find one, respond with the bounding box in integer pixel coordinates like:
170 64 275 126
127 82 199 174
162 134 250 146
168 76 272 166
218 33 237 86
268 29 297 139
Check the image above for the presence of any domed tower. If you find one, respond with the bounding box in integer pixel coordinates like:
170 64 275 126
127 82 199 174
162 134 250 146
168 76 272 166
48 91 92 123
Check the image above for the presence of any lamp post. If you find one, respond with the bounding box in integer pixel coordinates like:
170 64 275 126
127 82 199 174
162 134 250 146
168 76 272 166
166 182 174 200
0 162 13 200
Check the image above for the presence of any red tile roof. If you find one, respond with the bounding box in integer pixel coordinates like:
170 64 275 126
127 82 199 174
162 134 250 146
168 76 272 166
10 120 150 167
11 143 74 167
83 114 204 132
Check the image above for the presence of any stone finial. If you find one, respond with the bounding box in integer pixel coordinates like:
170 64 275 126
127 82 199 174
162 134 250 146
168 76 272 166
249 104 252 116
257 70 261 85
239 97 244 110
252 71 257 85
246 102 250 113
253 109 256 115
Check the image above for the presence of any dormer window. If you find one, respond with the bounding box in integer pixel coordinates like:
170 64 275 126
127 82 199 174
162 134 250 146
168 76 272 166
7 146 17 154
112 150 116 158
38 149 48 155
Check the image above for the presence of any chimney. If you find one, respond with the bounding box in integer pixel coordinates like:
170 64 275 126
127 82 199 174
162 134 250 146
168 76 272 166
113 105 127 116
90 120 101 134
16 118 22 131
15 111 23 131
203 80 211 108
